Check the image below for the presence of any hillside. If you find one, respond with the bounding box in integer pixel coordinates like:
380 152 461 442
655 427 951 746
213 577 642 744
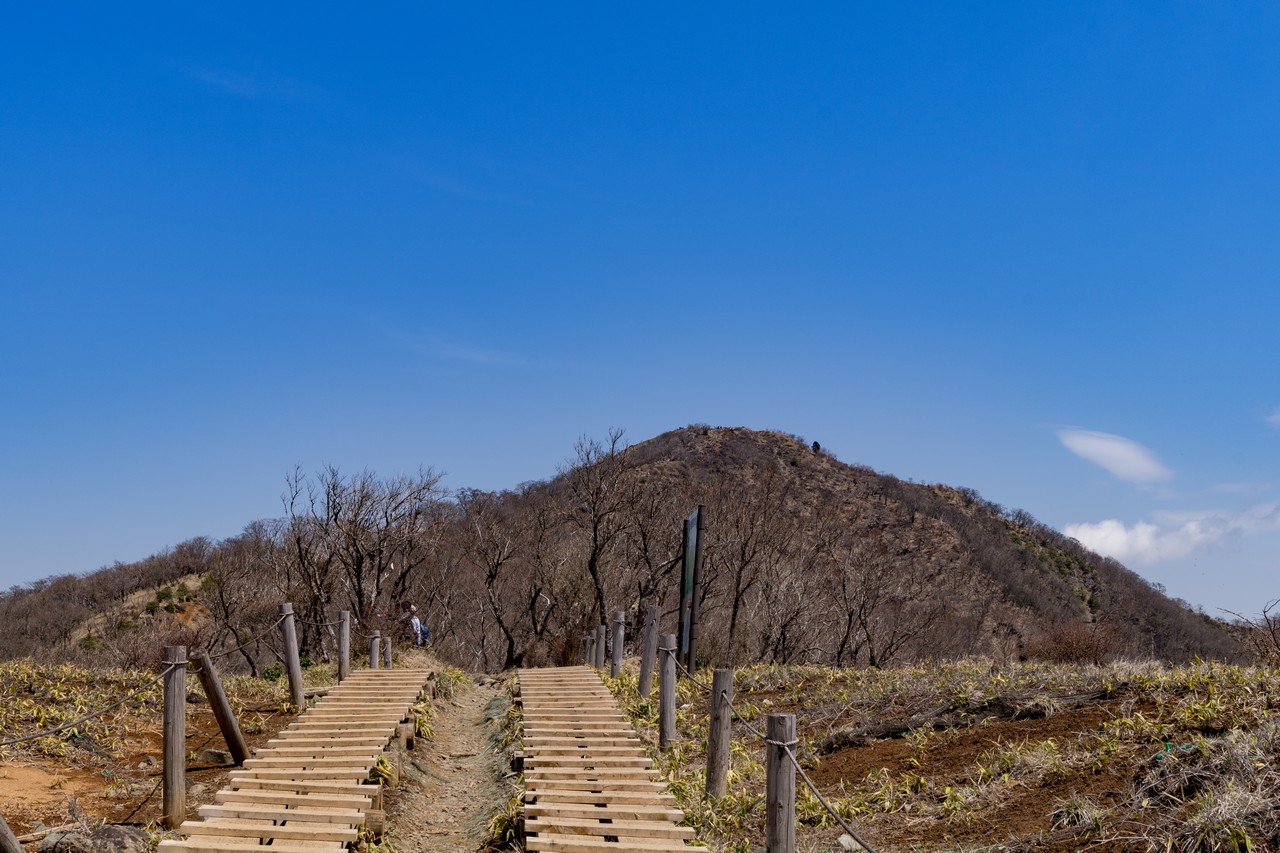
0 425 1239 671
618 426 1237 663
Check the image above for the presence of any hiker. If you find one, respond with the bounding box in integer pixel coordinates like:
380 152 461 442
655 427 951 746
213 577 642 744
408 606 423 647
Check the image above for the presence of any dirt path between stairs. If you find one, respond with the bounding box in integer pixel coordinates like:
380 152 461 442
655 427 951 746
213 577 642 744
384 675 509 853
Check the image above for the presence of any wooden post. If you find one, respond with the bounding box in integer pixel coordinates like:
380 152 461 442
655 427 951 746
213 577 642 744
676 523 690 662
610 610 625 678
370 631 381 669
278 603 306 711
582 633 592 665
190 649 249 765
162 645 187 830
705 668 733 799
637 603 659 696
338 611 351 682
594 623 607 669
687 504 706 676
658 633 677 750
765 713 797 853
1 814 25 853
382 636 392 668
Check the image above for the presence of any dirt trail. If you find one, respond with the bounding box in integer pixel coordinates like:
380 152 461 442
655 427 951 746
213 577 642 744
385 676 508 853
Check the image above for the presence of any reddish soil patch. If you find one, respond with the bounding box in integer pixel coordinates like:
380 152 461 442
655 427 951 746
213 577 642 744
808 700 1148 852
813 703 1121 786
0 699 292 837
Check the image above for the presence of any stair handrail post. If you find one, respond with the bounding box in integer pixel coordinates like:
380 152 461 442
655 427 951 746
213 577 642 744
278 602 306 710
637 603 660 696
162 645 187 830
610 610 626 678
190 649 248 765
658 633 678 750
338 610 351 681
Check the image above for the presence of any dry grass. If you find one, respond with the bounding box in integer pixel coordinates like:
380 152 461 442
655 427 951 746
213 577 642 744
605 656 1280 852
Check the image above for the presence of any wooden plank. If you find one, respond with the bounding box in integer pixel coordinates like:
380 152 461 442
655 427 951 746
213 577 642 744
524 736 641 744
266 732 386 742
178 819 358 842
530 791 677 806
524 726 637 734
524 778 667 792
526 804 684 822
230 768 370 780
281 727 399 735
525 838 707 852
161 839 346 853
242 757 379 768
216 790 372 809
197 805 365 825
525 745 651 755
527 757 654 768
226 779 379 794
525 768 662 779
257 742 381 753
527 816 694 839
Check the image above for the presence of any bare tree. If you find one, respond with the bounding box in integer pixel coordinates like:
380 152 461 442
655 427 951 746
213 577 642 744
281 466 446 650
456 488 528 670
560 429 638 623
199 521 285 675
705 466 797 666
827 530 946 667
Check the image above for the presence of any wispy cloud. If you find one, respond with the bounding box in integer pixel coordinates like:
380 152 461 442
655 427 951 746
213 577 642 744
1064 503 1280 565
192 69 325 103
397 162 518 205
1211 481 1273 496
1266 408 1280 428
380 326 525 368
432 340 525 367
1057 428 1173 485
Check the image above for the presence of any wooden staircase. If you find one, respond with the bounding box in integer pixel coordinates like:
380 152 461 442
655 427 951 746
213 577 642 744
518 666 708 852
159 669 431 853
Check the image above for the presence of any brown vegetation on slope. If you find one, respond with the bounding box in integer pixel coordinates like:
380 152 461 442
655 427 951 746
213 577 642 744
0 425 1240 675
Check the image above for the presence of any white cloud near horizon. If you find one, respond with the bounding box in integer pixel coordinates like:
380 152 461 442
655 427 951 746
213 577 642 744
1057 428 1173 484
1064 503 1280 565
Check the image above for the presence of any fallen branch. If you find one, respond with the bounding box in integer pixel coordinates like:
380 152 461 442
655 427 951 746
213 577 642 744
15 824 78 844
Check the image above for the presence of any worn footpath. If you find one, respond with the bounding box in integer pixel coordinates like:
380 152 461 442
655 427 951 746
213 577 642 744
384 675 507 853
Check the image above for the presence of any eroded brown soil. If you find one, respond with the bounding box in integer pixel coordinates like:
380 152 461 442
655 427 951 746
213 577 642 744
0 697 294 838
810 701 1147 852
383 677 507 853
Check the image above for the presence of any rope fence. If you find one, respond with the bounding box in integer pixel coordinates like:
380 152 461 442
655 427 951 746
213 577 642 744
292 616 341 629
200 614 289 661
645 640 875 845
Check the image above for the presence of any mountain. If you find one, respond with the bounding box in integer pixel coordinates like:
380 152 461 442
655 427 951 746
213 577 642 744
609 426 1238 664
0 425 1239 671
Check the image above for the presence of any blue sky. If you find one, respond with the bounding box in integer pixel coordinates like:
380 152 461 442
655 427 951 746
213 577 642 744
3 3 1278 617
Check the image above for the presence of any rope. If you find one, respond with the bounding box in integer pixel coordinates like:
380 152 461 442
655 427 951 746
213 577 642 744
292 616 341 628
658 647 877 853
200 615 289 661
781 741 877 852
662 646 713 691
120 778 163 824
0 663 177 748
